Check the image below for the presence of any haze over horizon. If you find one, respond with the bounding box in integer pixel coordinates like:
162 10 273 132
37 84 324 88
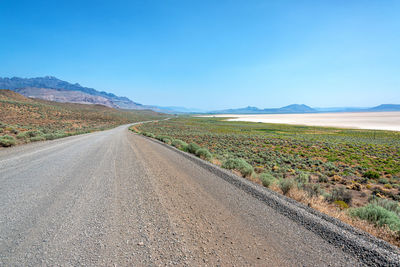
1 1 399 110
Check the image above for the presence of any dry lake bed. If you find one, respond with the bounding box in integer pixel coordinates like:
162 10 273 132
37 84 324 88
204 112 400 131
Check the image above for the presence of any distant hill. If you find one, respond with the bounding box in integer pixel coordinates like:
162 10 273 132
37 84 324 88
0 76 144 109
210 104 317 114
367 104 400 112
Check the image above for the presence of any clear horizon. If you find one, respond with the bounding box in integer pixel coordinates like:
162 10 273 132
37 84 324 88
1 1 399 109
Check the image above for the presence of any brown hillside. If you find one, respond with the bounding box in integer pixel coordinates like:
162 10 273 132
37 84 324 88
0 89 34 102
0 89 167 146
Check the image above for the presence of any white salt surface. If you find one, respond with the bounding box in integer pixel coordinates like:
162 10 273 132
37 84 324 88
202 112 400 131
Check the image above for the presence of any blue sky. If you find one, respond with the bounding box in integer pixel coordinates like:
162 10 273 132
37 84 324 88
1 0 399 109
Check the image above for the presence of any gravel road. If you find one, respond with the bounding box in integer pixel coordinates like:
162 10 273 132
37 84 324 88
0 125 396 266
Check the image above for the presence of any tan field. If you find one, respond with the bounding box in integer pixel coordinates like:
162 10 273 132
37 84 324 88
205 112 400 131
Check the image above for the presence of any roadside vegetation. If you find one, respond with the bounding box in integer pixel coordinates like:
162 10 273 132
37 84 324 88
134 116 400 246
0 90 167 147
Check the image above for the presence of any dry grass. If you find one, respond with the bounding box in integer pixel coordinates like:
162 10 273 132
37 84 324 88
282 185 400 247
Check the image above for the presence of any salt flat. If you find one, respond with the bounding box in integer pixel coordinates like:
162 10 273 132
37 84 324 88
204 112 400 131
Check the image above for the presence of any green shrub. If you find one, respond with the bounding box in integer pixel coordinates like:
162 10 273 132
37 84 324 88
155 135 172 144
162 137 172 144
42 133 67 140
30 135 45 142
279 179 294 195
171 139 188 150
370 198 400 216
259 172 276 187
326 187 352 205
222 158 254 177
349 204 400 232
363 170 380 179
142 132 156 138
324 162 337 171
186 143 201 154
145 132 156 138
296 172 310 185
378 178 389 184
16 132 27 139
0 135 16 147
195 148 212 161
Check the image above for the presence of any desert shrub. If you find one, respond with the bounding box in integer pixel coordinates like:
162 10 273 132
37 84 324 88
16 132 27 139
155 135 172 144
0 135 16 147
259 172 276 188
186 143 201 154
43 133 56 140
17 130 43 139
326 186 352 205
147 133 155 138
142 132 156 138
318 175 329 183
20 130 43 138
171 139 188 150
222 158 254 177
279 179 294 195
363 170 380 179
296 172 310 185
30 135 45 142
324 162 337 171
370 198 400 216
0 128 3 133
195 148 212 161
378 178 389 184
303 183 321 198
155 135 169 141
43 133 66 140
163 137 172 144
349 204 400 232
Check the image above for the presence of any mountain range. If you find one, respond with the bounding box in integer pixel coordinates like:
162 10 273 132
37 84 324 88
0 76 145 109
209 104 317 114
1 76 399 114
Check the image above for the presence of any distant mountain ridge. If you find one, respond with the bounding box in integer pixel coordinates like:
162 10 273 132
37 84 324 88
0 76 144 109
368 104 400 112
208 104 400 114
210 104 317 114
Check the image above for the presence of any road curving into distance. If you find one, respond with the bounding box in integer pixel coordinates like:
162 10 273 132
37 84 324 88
0 124 399 266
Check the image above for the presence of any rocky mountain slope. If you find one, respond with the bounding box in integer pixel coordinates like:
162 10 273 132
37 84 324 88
0 76 144 109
